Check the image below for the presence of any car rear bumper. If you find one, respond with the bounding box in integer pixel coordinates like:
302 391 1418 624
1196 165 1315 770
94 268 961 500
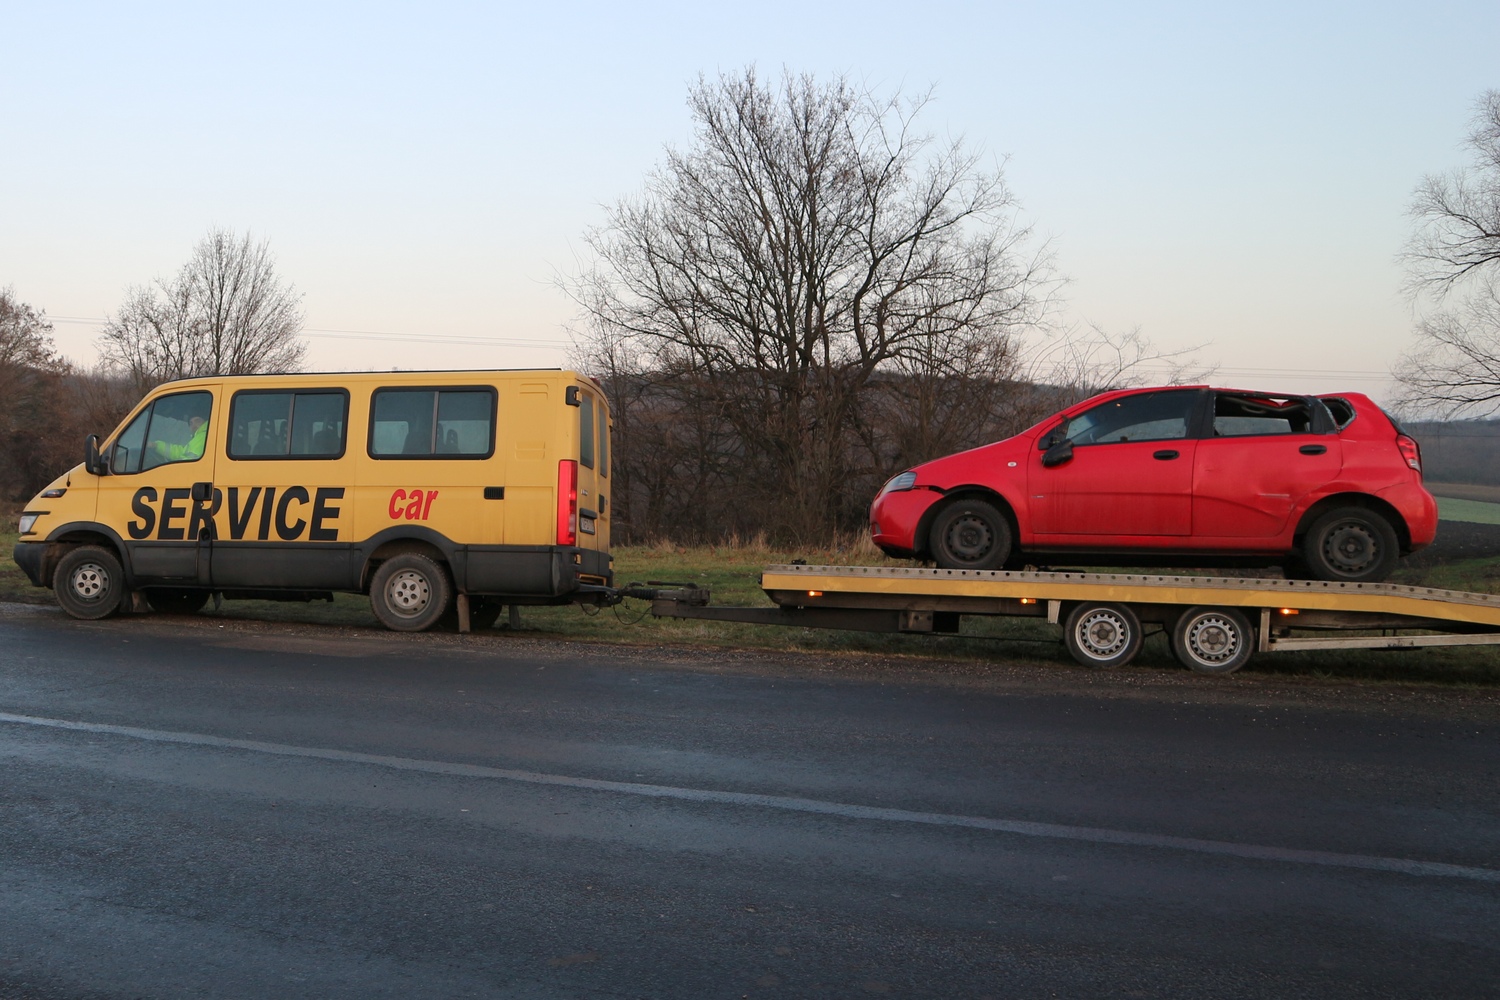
1376 482 1439 551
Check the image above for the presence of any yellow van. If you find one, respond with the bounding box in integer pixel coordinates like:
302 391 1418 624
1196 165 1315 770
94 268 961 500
13 369 613 631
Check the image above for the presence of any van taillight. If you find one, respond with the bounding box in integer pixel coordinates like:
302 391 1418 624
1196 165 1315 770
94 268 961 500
1396 434 1422 474
557 459 578 545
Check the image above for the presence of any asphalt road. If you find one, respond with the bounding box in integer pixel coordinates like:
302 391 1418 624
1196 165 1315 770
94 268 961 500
1 603 1497 999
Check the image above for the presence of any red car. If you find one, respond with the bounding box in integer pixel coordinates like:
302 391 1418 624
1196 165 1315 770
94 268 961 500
870 386 1436 582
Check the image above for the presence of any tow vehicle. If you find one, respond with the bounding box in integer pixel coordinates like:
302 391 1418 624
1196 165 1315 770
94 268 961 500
622 564 1500 674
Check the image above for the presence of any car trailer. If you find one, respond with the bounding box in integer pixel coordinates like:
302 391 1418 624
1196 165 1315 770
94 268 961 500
627 565 1500 675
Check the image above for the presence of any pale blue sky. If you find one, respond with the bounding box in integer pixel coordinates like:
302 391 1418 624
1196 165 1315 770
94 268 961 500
4 1 1497 399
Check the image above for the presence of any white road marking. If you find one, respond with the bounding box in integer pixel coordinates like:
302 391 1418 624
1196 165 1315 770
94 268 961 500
3 710 1496 883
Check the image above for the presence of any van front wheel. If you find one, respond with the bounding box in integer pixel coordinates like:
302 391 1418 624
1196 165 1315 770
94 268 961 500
371 553 452 631
54 545 126 620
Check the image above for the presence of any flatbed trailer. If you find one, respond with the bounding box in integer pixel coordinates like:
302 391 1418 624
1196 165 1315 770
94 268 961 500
637 565 1500 674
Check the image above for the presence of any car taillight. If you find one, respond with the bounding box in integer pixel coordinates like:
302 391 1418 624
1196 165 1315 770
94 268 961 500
557 459 578 545
1396 434 1422 474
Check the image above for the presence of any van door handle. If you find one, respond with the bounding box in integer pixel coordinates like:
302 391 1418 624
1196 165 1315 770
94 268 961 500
191 481 213 502
1299 444 1327 455
483 487 505 500
1153 450 1179 460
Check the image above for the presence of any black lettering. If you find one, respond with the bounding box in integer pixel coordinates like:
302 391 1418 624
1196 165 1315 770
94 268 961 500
275 486 309 541
128 487 157 540
257 487 277 541
158 488 190 540
188 488 222 541
228 486 262 540
309 487 344 542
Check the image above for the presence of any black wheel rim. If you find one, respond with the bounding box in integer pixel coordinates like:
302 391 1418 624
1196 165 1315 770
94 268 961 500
945 514 994 563
1322 520 1376 575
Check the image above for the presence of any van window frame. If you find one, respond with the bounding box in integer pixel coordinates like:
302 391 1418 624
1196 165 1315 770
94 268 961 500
227 387 351 461
367 385 499 460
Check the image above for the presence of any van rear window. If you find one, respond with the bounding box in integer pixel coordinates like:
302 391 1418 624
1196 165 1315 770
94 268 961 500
370 388 496 458
579 394 595 469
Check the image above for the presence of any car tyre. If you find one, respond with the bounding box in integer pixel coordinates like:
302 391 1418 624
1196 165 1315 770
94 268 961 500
53 545 126 620
144 588 210 615
1301 507 1399 583
370 552 452 632
1171 606 1254 674
1062 602 1143 668
929 499 1012 570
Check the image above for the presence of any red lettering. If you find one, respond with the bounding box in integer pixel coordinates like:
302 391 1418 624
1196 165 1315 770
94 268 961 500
423 490 438 520
404 489 424 520
388 488 407 520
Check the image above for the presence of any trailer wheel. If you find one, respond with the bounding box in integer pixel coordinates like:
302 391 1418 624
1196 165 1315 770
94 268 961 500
1062 602 1143 668
53 545 126 620
929 499 1012 570
370 552 452 631
1172 606 1254 674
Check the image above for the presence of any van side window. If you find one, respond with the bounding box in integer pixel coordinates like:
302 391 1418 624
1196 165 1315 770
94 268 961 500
370 387 496 458
110 391 213 474
579 394 595 469
229 390 348 459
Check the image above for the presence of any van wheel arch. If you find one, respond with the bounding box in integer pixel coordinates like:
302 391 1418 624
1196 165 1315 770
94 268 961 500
361 539 451 593
42 530 126 589
916 489 1021 565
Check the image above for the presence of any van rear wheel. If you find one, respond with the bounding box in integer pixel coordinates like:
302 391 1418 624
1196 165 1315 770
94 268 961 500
54 545 126 620
371 553 452 631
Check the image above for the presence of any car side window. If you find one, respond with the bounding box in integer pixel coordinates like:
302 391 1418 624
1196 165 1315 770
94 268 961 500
110 391 213 474
1212 393 1316 437
1062 390 1197 446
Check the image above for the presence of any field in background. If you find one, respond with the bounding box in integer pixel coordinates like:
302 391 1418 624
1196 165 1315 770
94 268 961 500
5 513 1500 685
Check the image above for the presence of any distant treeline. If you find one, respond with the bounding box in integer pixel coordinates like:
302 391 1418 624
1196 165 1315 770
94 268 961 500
1406 419 1500 485
1 367 137 503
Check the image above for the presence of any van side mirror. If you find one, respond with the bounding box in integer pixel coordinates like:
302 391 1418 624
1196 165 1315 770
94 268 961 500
84 434 106 476
1041 439 1074 468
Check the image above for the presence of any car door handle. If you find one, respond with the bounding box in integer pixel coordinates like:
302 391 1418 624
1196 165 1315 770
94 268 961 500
1299 444 1327 455
1153 450 1179 460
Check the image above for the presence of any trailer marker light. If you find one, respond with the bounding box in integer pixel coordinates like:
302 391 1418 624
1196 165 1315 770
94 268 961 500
1279 608 1299 616
808 590 823 597
1020 598 1038 604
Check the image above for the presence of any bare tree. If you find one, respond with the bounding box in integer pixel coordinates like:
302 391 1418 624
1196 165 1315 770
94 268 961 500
99 228 306 390
569 68 1052 542
1397 92 1500 415
1404 91 1500 297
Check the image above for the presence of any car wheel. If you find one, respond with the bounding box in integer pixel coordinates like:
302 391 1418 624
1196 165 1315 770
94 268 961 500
1062 602 1143 668
370 552 452 631
1302 507 1399 583
929 499 1012 570
53 545 126 620
144 588 210 615
1172 606 1254 674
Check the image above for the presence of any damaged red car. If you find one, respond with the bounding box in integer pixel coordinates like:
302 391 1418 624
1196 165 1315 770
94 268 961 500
869 386 1436 582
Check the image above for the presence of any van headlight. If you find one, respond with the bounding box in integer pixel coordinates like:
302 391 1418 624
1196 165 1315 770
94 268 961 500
880 472 917 494
18 514 39 535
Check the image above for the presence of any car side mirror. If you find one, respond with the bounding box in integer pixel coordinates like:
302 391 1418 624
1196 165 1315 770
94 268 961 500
1041 439 1074 468
84 434 106 476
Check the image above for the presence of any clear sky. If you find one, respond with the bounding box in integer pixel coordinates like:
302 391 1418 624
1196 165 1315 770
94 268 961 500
4 0 1497 401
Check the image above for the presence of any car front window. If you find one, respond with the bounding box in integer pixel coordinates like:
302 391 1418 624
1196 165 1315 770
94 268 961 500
1064 391 1196 446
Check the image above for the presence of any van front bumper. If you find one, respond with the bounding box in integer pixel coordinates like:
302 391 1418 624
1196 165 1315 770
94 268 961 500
12 542 47 587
